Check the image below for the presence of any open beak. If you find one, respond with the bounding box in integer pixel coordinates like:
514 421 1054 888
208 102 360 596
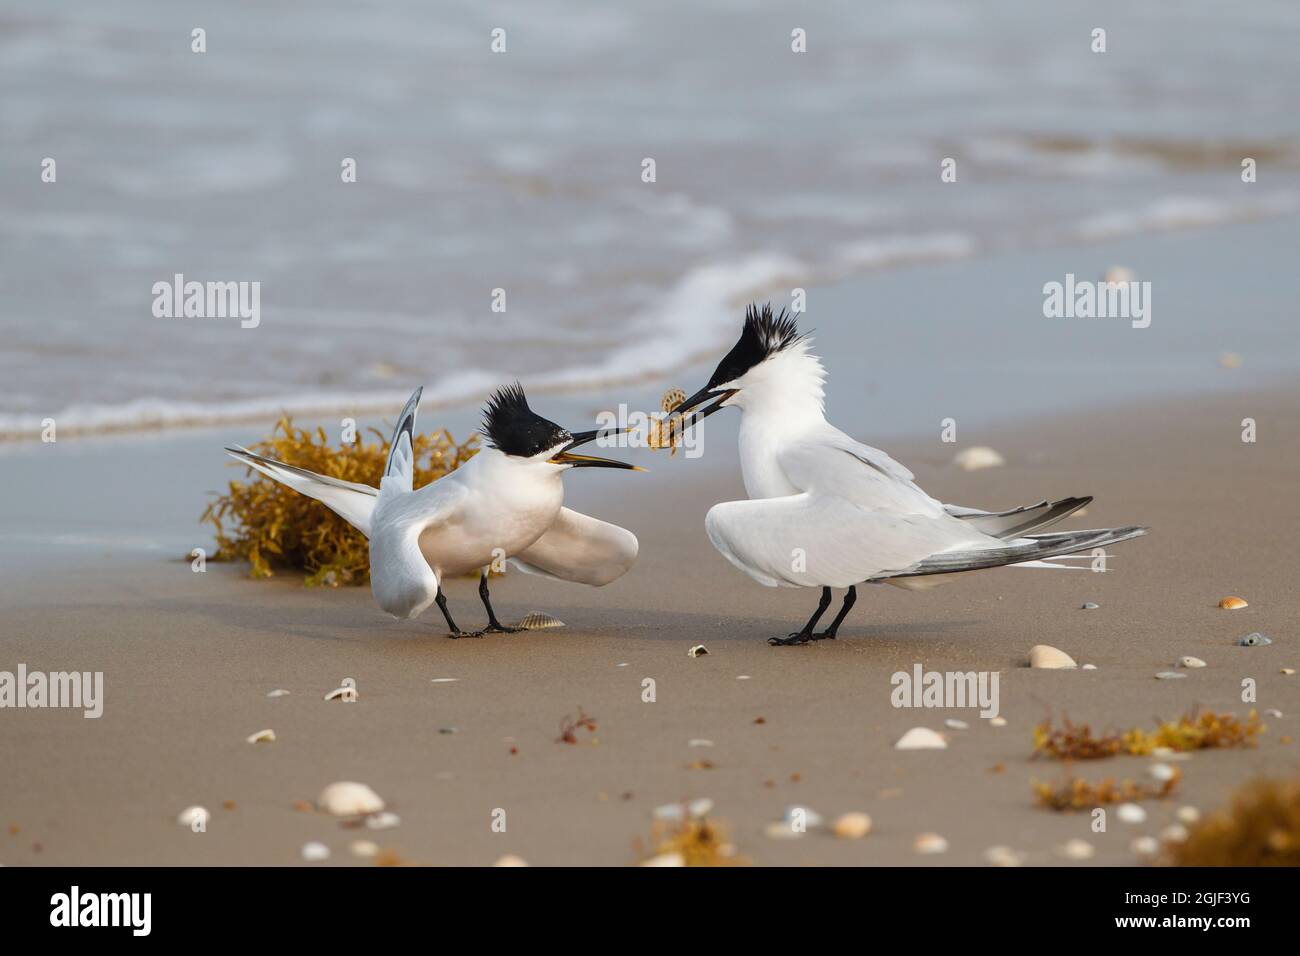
672 386 737 422
550 427 645 470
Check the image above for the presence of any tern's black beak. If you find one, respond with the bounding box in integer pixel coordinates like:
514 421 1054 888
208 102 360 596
550 427 644 470
672 386 737 422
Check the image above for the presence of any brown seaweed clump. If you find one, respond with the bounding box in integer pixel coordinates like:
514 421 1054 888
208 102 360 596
203 415 477 586
1033 710 1263 760
1168 777 1300 866
1032 766 1181 811
640 815 744 867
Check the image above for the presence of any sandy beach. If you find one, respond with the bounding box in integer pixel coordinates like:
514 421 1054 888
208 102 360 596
2 381 1296 866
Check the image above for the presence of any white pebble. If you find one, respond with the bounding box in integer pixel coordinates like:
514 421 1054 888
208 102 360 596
895 727 947 750
1179 656 1207 668
301 841 330 862
1117 803 1147 824
317 781 385 816
1029 644 1077 669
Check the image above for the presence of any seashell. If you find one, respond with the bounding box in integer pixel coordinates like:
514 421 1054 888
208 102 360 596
1148 762 1177 782
1282 668 1296 676
944 719 969 730
1218 352 1243 369
989 716 1008 727
517 612 565 631
984 845 1026 867
687 798 714 819
1238 632 1271 646
350 840 378 858
687 644 709 658
641 852 685 866
1179 656 1206 668
1155 671 1186 680
1081 602 1100 610
1029 644 1077 669
661 387 687 412
317 781 385 816
1058 839 1095 860
494 854 530 867
1103 265 1136 283
913 833 949 854
1116 803 1147 824
688 739 714 748
1131 835 1160 857
782 805 823 829
1081 663 1098 670
324 686 357 701
266 689 290 697
832 812 872 840
245 728 275 744
1264 708 1283 718
1218 596 1248 609
952 446 1005 471
365 811 401 830
895 727 947 750
430 677 458 683
300 841 330 862
176 806 210 828
736 675 751 680
1161 824 1189 844
763 821 805 840
1176 806 1200 825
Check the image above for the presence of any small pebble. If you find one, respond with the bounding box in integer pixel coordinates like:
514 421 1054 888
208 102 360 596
687 644 709 658
349 840 378 858
989 716 1007 727
832 812 873 840
1154 671 1186 680
1218 596 1248 609
1028 644 1077 669
944 719 969 730
1176 806 1201 825
895 727 947 750
1081 602 1100 610
1179 656 1207 668
301 841 330 862
1117 803 1147 824
1058 839 1095 860
1131 836 1160 857
1238 632 1271 646
913 833 948 855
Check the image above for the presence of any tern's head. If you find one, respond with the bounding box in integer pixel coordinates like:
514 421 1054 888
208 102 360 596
480 384 641 472
674 303 825 421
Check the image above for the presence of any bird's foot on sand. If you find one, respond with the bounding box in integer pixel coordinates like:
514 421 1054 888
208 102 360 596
447 629 485 639
482 622 525 634
809 631 838 641
768 632 813 647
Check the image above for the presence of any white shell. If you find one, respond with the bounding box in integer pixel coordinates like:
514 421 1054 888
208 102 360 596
989 716 1008 727
1148 762 1177 782
1265 708 1283 718
365 811 401 830
913 832 949 854
1081 663 1098 670
944 719 969 730
688 739 714 748
518 612 565 630
687 798 714 819
300 841 330 862
952 446 1005 471
430 677 458 683
324 686 358 701
1130 836 1160 857
687 644 709 658
1116 802 1147 824
1154 671 1186 680
984 845 1026 867
494 854 530 867
1058 839 1095 860
1029 644 1077 669
1282 668 1296 676
317 781 385 816
1179 656 1207 668
895 727 947 750
245 728 275 744
763 821 805 840
1161 824 1189 844
1175 805 1201 825
176 805 210 828
349 840 379 858
266 689 290 697
832 812 872 840
641 852 686 866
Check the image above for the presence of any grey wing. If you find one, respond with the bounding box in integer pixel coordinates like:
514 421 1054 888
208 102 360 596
509 507 639 586
944 496 1092 538
776 432 949 517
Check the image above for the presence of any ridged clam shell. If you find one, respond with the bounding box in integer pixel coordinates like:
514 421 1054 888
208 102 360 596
1218 596 1248 609
517 612 565 630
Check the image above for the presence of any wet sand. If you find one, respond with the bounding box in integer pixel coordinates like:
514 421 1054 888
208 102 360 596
1 385 1296 866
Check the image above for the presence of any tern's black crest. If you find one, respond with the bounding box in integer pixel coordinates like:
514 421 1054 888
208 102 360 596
480 383 571 458
706 303 803 390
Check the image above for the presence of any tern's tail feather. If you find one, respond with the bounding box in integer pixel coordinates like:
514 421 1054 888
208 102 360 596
224 445 378 537
875 525 1148 581
948 496 1093 539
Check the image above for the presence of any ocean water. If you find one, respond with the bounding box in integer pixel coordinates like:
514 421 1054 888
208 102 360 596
2 0 1299 439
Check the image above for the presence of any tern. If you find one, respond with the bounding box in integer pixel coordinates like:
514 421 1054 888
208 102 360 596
225 384 641 637
672 304 1148 646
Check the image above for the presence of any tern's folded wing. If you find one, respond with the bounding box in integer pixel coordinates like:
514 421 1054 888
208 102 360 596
776 432 946 517
705 493 988 589
509 507 638 586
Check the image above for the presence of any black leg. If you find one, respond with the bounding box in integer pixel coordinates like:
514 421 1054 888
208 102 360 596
769 587 832 646
813 585 856 640
477 571 523 634
436 587 477 639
